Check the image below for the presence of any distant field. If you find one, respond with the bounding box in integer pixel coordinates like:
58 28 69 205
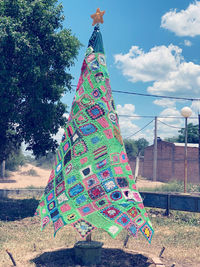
0 163 166 191
2 164 200 195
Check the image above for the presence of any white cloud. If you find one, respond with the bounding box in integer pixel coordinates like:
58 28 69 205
53 113 69 143
153 99 176 108
191 100 200 112
184 40 192 47
148 61 200 97
114 44 200 98
114 45 182 83
156 106 199 140
54 127 65 143
117 103 137 116
159 107 181 121
161 1 200 37
157 108 183 139
117 104 140 138
116 104 155 142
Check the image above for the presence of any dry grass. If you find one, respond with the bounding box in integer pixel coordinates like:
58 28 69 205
0 196 200 267
0 169 200 266
0 215 154 267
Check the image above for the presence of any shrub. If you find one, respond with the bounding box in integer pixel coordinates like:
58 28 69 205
6 148 25 171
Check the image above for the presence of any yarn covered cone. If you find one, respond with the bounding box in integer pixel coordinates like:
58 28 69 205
36 24 154 243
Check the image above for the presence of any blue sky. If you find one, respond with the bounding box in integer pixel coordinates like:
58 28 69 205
58 0 200 144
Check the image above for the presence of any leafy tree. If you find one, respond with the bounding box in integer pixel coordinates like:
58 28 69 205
124 139 138 160
6 147 25 171
35 152 56 169
124 138 149 160
164 137 178 143
0 0 81 169
177 123 199 143
134 138 149 156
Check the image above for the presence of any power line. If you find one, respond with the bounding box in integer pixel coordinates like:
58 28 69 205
113 89 200 102
119 114 154 118
72 84 200 101
118 114 197 119
125 119 154 139
157 119 182 129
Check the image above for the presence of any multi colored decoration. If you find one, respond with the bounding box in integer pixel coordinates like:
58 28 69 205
36 16 154 243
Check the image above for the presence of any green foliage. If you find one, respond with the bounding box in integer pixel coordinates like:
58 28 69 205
164 136 178 143
35 152 56 169
0 0 81 162
124 138 149 160
24 155 35 164
6 147 25 171
134 138 149 156
140 180 200 193
178 123 199 143
123 139 137 160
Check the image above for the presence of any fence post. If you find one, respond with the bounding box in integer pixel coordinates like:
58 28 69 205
165 194 170 216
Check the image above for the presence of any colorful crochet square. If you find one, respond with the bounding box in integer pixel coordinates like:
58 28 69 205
73 219 96 238
36 24 154 243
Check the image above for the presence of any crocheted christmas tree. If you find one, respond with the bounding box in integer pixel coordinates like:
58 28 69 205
36 23 154 243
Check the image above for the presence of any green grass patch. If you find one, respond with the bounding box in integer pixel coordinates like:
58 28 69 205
140 180 200 193
148 208 200 227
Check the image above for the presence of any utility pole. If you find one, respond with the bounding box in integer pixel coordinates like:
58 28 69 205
198 114 200 183
184 117 188 193
153 116 157 181
181 107 192 193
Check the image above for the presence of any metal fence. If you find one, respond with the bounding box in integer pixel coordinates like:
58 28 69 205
1 189 200 214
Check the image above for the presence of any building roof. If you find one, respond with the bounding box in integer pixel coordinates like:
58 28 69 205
173 142 199 148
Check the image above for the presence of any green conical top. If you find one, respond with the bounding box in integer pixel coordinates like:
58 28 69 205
88 24 104 53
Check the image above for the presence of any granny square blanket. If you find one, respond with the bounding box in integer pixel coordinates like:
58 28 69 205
36 25 154 243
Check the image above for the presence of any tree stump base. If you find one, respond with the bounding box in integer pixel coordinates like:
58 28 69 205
74 241 103 265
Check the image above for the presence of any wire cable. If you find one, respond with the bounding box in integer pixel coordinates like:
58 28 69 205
112 89 200 101
72 84 200 101
125 119 154 139
157 119 182 129
118 114 197 119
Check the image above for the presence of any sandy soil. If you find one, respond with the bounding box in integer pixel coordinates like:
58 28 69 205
0 164 49 189
0 164 165 189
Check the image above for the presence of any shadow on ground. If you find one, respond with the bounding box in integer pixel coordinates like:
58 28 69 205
31 247 155 267
0 198 39 221
0 179 16 183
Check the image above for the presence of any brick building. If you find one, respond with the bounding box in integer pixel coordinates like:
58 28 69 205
142 140 199 183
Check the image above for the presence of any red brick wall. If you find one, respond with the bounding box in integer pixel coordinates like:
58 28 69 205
142 141 199 183
143 146 154 179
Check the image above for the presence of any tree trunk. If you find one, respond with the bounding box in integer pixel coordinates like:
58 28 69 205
134 156 140 182
0 161 5 178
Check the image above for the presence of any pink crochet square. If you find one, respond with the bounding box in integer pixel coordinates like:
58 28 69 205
114 166 123 175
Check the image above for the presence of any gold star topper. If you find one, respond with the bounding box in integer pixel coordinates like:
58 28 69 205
91 8 105 26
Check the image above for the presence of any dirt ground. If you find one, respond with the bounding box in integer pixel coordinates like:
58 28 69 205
0 164 50 189
1 164 200 267
0 163 165 189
